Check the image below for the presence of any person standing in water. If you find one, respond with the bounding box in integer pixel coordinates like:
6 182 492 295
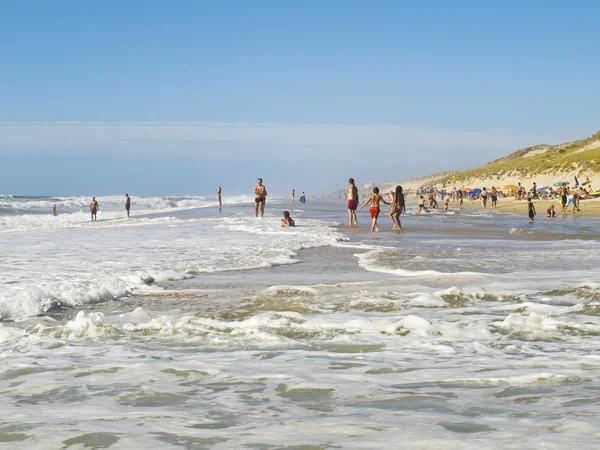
216 186 222 212
527 196 536 223
299 192 306 204
90 197 99 221
457 189 464 210
125 193 131 218
347 178 359 225
481 187 488 209
491 187 498 208
52 204 57 216
292 189 295 203
360 187 389 232
254 178 267 218
388 185 406 230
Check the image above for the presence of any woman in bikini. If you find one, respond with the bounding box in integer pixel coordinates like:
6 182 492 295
388 185 406 229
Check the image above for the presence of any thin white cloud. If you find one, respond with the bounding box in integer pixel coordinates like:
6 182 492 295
0 121 590 162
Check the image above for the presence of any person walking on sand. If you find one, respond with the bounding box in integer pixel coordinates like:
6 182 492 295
347 178 359 225
125 193 131 218
90 197 99 221
481 187 488 209
388 185 406 230
360 187 389 232
216 187 222 212
254 178 267 218
527 196 536 223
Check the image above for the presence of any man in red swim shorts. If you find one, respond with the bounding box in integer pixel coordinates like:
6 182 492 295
360 186 389 232
347 178 359 225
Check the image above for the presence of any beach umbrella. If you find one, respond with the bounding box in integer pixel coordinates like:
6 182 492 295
492 186 502 190
462 188 472 192
504 184 518 190
553 181 569 187
536 185 549 191
471 188 482 195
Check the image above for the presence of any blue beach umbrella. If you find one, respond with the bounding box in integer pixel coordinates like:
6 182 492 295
471 188 482 196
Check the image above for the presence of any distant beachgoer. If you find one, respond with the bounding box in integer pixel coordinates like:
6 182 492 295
292 189 295 203
281 210 295 227
299 192 306 204
527 197 536 223
90 197 99 221
481 187 488 208
559 184 568 214
217 187 222 212
347 178 359 225
532 182 538 199
52 204 57 216
443 197 450 211
490 187 498 208
388 185 406 230
457 190 464 210
547 205 556 218
254 178 267 218
360 187 389 232
418 196 429 213
125 193 131 218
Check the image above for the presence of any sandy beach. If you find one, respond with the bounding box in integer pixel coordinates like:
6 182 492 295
458 196 600 217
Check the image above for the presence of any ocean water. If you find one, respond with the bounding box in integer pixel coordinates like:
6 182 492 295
1 195 600 449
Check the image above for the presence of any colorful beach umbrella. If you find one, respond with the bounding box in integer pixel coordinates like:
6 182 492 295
504 184 518 190
462 188 472 192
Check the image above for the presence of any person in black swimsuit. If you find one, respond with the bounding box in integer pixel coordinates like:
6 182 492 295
481 187 488 209
125 193 131 218
254 178 267 218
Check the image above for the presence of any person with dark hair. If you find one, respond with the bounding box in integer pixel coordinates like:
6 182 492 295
254 178 267 218
360 186 389 232
216 187 222 212
281 210 295 227
527 197 536 223
90 197 99 221
388 185 406 230
347 178 359 225
125 193 131 218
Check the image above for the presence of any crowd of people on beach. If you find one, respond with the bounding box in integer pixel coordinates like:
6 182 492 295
52 174 595 230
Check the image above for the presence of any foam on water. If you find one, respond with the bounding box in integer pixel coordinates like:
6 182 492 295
1 199 600 448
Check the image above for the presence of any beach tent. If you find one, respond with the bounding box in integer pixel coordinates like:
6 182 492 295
462 188 472 193
471 188 482 196
553 181 570 187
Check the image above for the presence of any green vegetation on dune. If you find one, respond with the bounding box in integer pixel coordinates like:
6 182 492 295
424 130 600 186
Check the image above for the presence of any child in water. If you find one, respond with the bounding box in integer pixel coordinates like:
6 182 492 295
546 204 556 218
418 196 429 213
360 187 389 232
281 211 295 227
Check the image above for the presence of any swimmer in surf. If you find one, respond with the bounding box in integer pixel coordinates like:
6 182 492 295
52 204 57 216
360 186 389 232
387 185 406 230
347 178 359 225
254 178 267 218
90 197 99 221
281 210 295 227
125 193 131 218
217 186 222 212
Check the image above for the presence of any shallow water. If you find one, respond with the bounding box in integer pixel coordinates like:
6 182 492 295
1 197 600 448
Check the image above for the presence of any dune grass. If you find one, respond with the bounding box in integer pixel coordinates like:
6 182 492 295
427 130 600 186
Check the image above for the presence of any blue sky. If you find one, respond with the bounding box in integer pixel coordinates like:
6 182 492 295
1 0 599 196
